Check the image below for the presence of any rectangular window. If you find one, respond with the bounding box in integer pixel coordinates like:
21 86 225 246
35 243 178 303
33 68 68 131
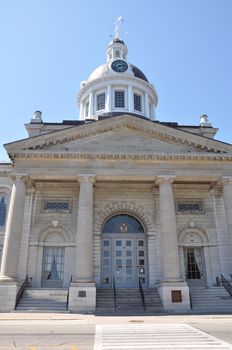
44 201 70 211
176 200 203 214
0 195 7 227
114 90 125 108
134 93 142 111
97 93 105 111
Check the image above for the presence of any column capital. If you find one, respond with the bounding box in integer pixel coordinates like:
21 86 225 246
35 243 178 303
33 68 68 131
77 174 96 184
220 176 232 186
156 175 176 185
10 174 27 182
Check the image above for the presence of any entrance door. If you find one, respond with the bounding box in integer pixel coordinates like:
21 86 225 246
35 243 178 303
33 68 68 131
114 239 134 288
185 247 205 287
42 247 64 288
101 237 147 288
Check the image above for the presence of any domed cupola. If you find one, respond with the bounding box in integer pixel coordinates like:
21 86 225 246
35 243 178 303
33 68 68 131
77 18 158 121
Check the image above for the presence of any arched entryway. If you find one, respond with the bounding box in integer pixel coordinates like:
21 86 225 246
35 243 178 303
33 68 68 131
41 232 66 288
101 214 148 288
179 228 208 287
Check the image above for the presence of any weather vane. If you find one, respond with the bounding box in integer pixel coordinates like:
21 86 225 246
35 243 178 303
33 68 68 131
114 16 124 38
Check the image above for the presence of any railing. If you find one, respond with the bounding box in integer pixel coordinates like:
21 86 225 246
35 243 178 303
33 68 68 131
15 275 28 308
139 277 145 311
113 275 117 312
221 274 232 297
189 291 192 309
66 275 72 310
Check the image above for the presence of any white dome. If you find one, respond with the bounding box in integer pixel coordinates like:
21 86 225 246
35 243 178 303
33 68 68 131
88 64 109 82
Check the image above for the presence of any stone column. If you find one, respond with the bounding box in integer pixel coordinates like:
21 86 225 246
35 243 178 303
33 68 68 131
157 176 180 280
144 93 150 118
69 174 96 313
0 175 26 311
18 178 35 280
106 85 112 112
0 176 26 280
128 85 133 113
156 176 190 311
221 177 232 253
89 92 94 117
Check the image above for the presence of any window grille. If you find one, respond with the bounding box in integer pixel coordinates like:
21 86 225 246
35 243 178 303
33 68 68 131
114 90 125 108
44 201 69 211
97 93 105 111
176 201 203 214
134 93 142 111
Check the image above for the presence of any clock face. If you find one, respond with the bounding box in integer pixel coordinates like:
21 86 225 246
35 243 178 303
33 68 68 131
111 60 128 73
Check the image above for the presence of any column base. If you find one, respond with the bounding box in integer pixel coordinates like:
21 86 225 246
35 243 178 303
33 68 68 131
68 281 96 313
158 280 190 312
0 280 19 311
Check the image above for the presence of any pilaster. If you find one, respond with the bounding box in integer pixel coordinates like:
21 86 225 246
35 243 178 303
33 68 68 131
221 177 232 258
18 177 35 280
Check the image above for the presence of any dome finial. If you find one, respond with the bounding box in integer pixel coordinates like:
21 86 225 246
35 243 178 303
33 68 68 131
114 16 124 38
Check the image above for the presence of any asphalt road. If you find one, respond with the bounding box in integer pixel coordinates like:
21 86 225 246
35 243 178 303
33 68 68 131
0 321 95 350
0 315 232 350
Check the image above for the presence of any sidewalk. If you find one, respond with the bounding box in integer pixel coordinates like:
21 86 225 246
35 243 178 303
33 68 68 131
0 312 232 324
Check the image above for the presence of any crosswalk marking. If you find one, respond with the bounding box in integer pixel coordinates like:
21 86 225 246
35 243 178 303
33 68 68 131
94 323 232 349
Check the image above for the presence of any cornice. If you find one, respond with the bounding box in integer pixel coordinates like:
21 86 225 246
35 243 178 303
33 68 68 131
25 122 231 153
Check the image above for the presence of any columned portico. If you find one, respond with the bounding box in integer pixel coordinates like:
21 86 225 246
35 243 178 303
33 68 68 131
156 176 190 311
69 174 96 313
221 177 232 254
0 175 26 311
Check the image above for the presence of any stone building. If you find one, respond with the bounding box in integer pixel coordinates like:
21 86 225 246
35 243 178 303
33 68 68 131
0 33 232 313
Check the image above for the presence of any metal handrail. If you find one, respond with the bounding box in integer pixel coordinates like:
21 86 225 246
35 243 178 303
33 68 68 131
113 275 117 312
138 277 145 311
189 291 192 309
221 274 232 297
15 275 28 308
66 275 72 310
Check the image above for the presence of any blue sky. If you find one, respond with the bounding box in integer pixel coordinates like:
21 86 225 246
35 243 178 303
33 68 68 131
0 0 232 161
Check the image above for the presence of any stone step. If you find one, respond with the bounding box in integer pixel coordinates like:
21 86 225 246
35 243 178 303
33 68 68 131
15 288 68 312
189 286 232 313
96 288 164 315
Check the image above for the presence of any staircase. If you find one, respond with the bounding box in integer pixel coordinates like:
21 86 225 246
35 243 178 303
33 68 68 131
96 288 164 315
189 286 232 314
15 288 69 312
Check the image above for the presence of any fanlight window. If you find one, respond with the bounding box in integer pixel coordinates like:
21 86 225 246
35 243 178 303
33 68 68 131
103 214 144 234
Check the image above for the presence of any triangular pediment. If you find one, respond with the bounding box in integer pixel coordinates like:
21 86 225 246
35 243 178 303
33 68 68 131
5 115 232 159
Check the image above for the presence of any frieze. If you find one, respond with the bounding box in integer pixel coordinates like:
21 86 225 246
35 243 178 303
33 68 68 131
9 151 232 162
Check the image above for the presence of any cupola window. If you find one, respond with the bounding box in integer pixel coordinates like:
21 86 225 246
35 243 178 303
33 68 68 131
96 93 106 111
114 90 125 108
115 50 120 58
134 93 142 112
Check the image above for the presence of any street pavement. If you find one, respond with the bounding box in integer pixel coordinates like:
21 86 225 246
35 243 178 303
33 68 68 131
0 313 232 349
